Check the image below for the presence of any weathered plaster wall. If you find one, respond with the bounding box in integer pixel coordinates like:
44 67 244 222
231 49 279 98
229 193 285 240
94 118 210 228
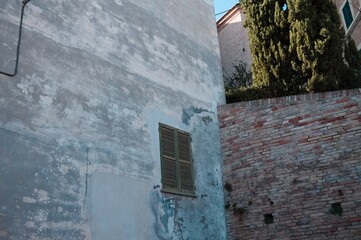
218 89 361 239
0 0 227 239
217 9 251 78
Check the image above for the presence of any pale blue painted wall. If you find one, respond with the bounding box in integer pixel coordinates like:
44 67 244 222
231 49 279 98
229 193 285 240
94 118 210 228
0 0 226 239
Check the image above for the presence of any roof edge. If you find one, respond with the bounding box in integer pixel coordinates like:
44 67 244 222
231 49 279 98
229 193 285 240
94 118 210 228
216 3 243 31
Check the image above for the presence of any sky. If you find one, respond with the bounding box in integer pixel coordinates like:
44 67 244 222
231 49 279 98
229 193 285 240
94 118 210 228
213 0 240 20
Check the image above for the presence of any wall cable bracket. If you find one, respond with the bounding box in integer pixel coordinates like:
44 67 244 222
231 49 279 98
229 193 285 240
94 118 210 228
0 0 32 77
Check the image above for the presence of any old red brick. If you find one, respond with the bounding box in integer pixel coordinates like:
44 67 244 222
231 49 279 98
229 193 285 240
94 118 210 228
336 97 350 104
343 102 359 109
219 90 361 240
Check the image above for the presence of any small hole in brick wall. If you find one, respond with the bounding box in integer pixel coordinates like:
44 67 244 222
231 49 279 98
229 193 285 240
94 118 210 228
338 190 344 196
330 202 343 216
224 181 233 192
264 214 274 224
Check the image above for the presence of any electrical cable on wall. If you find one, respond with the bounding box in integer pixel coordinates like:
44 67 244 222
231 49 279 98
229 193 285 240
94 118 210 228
216 9 232 16
0 0 32 77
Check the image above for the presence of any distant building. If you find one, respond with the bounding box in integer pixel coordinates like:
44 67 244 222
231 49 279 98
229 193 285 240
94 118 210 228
217 4 252 79
334 0 361 53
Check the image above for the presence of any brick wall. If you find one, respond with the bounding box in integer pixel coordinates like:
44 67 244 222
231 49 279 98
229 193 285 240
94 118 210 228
218 89 361 239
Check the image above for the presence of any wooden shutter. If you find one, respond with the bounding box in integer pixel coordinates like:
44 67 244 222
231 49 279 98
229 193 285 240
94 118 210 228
178 132 194 193
160 124 195 195
160 126 178 190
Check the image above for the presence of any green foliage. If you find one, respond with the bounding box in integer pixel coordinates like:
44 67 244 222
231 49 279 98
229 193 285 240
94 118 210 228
226 85 285 103
242 0 293 95
341 37 361 89
228 0 361 102
287 0 345 92
223 62 252 92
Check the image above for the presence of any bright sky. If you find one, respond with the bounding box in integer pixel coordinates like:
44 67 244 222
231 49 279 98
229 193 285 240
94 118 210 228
214 0 240 20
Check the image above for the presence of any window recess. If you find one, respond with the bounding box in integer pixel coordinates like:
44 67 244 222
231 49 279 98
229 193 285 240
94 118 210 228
159 124 195 197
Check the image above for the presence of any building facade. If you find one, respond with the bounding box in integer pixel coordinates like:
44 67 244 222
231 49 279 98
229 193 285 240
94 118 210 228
0 0 227 239
333 0 361 52
217 4 252 79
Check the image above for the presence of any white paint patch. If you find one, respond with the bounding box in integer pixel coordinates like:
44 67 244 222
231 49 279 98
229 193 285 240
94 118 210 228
119 108 146 130
59 164 70 175
25 221 36 228
2 42 11 50
88 98 99 107
113 0 123 6
23 197 37 204
91 2 103 10
43 84 57 97
17 83 31 95
34 209 48 223
39 95 53 106
38 221 86 233
34 189 50 203
167 207 175 234
27 4 43 17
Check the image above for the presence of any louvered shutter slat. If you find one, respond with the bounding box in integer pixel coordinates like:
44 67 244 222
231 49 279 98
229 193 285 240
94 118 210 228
160 126 177 190
178 132 193 192
162 157 177 189
178 132 191 162
180 161 193 192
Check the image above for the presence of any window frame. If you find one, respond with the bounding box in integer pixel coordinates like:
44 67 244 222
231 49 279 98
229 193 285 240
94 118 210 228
159 123 196 197
340 0 355 31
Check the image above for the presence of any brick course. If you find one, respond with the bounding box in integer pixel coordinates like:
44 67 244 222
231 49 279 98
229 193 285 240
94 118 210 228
218 89 361 239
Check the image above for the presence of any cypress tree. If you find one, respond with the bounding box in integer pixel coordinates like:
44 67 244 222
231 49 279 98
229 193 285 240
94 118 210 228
287 0 345 92
240 0 360 96
341 37 361 89
243 0 293 96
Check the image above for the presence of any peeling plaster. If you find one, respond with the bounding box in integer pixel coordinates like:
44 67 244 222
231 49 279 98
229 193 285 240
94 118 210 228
0 0 226 239
182 106 213 125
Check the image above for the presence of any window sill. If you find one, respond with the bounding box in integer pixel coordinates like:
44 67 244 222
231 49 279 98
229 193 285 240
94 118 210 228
161 189 197 198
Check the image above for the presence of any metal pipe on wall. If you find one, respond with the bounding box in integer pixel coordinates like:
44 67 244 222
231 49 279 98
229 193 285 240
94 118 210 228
0 0 32 77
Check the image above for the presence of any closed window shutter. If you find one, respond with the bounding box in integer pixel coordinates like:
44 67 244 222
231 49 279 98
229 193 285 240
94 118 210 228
178 132 194 193
159 124 195 196
160 126 178 190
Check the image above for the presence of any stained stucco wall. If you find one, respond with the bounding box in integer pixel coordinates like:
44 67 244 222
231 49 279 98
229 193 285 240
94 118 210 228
217 9 251 78
0 0 227 239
